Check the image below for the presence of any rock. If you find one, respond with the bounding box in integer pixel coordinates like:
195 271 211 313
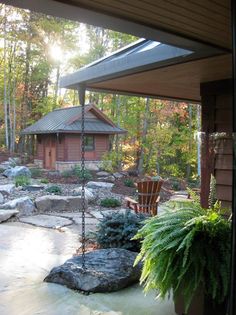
0 197 35 217
19 214 73 228
0 209 19 223
72 187 95 202
113 172 124 179
0 184 15 195
8 157 20 167
98 176 115 183
3 166 31 178
44 248 141 292
86 181 114 190
0 193 4 204
0 161 11 170
35 195 85 212
96 171 110 177
23 184 44 192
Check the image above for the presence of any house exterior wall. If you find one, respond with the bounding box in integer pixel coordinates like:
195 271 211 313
34 133 110 170
201 79 232 209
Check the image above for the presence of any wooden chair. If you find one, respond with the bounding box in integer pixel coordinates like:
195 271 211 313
125 179 163 216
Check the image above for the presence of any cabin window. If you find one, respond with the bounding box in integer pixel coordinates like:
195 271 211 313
37 136 42 144
84 136 94 151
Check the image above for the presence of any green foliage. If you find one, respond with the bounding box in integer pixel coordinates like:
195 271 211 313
15 175 31 187
100 197 121 208
46 185 62 195
61 169 74 178
134 197 231 313
0 168 5 174
40 178 49 184
29 168 42 178
94 210 148 252
101 151 117 173
73 165 92 181
124 178 135 187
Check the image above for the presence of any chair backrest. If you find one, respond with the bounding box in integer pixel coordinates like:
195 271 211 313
137 180 163 215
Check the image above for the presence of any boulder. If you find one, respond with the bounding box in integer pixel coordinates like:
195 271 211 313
113 172 124 179
0 161 11 170
86 181 114 190
44 248 142 292
0 196 35 217
19 214 73 228
0 193 4 204
23 184 44 192
72 187 95 202
8 157 20 167
35 195 85 213
3 166 31 178
0 184 15 195
0 209 19 223
96 171 110 177
98 176 115 183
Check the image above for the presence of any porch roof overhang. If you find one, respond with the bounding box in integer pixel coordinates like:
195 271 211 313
2 1 232 102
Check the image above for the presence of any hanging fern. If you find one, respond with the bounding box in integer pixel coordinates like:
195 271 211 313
134 197 231 313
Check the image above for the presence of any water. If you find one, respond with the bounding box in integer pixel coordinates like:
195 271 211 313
0 222 176 315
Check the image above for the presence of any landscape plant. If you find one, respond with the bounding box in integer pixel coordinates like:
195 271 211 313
15 175 31 187
124 178 135 187
40 178 49 184
46 185 62 195
73 165 92 181
94 210 148 252
30 168 42 178
134 192 231 313
100 197 121 208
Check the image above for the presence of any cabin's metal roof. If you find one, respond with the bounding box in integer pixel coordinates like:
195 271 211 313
22 105 126 135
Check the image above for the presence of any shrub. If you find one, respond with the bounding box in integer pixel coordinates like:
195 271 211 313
100 197 121 208
0 168 5 174
134 194 231 313
124 178 135 187
46 185 62 195
61 169 74 178
94 210 148 252
30 168 42 178
15 175 31 187
73 165 92 181
40 178 49 184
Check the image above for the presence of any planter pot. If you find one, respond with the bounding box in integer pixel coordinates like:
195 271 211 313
175 291 228 315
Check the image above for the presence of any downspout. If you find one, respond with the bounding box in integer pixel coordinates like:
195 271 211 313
230 0 236 313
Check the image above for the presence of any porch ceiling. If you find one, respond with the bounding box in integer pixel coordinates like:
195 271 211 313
2 0 231 51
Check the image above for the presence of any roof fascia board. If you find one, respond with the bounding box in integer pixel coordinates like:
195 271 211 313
2 0 229 53
60 45 194 88
87 87 201 104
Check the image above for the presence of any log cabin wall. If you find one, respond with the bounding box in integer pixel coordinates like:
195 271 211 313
201 79 232 209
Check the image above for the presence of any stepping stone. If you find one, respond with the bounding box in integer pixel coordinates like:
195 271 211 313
44 248 142 292
0 209 19 223
19 214 73 229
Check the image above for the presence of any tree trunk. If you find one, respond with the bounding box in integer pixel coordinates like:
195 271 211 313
3 5 9 150
138 97 150 175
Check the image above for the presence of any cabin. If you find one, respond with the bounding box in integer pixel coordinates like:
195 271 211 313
22 104 126 171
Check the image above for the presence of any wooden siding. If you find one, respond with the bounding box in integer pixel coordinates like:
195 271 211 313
66 134 109 161
201 79 232 209
67 135 81 161
57 135 65 161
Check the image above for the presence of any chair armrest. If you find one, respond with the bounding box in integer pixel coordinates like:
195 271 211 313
125 196 138 204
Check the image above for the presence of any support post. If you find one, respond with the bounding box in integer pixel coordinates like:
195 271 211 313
230 0 236 313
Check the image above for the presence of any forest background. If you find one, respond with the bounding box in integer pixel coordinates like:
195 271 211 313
0 4 200 181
